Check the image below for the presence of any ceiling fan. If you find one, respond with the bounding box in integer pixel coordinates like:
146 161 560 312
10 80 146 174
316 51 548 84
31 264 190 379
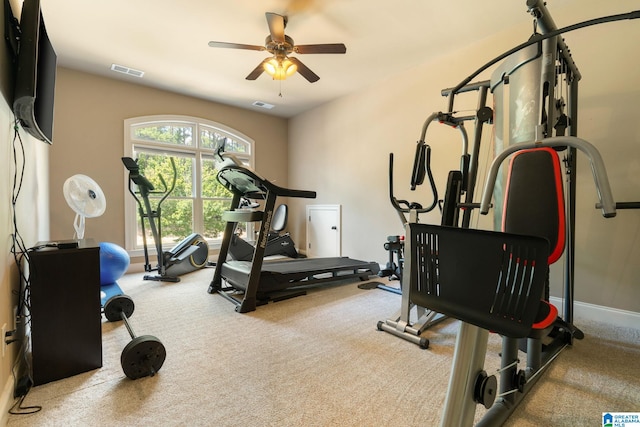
208 12 346 83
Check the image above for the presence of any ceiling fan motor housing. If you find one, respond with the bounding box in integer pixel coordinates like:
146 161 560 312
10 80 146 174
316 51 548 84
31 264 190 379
265 35 295 56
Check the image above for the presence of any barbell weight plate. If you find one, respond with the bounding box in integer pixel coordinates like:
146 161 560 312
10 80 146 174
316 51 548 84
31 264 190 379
104 294 135 322
121 335 167 380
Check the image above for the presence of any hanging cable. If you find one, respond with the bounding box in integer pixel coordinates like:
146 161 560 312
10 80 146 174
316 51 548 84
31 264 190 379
11 119 30 317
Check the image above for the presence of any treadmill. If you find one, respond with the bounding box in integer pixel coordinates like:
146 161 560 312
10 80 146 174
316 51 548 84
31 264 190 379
208 153 380 313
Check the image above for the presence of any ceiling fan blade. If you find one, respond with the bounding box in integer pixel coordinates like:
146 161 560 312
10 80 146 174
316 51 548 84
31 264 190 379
266 12 286 43
289 57 319 83
246 59 268 80
208 41 265 51
294 43 347 54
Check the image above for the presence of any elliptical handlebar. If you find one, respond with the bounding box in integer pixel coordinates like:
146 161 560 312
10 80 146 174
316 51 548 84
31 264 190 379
389 143 439 223
156 157 177 209
121 156 176 204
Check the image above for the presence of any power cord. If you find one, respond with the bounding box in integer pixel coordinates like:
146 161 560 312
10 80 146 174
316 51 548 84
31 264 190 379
7 339 41 415
7 118 42 416
8 394 41 415
11 119 30 316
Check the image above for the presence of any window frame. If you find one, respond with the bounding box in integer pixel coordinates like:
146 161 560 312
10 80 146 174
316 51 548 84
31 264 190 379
123 115 254 256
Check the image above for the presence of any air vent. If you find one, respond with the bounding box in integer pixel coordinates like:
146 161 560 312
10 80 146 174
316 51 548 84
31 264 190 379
110 64 145 78
252 101 275 110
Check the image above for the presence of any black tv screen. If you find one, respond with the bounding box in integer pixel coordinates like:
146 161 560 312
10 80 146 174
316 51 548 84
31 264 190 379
12 0 57 144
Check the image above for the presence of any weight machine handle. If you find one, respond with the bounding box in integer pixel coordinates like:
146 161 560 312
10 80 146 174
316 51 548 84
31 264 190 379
596 202 640 210
480 136 617 218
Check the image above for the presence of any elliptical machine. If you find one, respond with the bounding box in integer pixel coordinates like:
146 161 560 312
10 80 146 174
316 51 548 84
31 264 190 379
122 157 209 282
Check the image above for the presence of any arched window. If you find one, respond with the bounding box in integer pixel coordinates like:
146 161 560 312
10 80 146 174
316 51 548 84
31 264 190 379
123 115 254 253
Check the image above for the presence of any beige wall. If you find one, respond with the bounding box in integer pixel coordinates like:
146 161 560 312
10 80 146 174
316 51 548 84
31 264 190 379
1 0 51 419
49 68 289 251
288 1 640 313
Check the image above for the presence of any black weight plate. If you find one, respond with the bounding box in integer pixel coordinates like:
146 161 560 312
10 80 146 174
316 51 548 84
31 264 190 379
121 335 167 380
104 294 135 322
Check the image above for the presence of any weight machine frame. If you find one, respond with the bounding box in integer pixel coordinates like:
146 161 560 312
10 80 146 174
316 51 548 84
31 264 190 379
392 1 640 425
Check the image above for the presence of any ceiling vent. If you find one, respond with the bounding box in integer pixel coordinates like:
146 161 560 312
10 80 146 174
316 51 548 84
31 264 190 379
110 64 145 78
252 101 275 110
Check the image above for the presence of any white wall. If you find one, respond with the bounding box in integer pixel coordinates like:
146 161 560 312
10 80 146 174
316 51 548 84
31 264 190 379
288 0 640 313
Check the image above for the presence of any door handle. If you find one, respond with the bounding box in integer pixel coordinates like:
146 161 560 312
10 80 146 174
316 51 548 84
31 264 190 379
331 226 337 230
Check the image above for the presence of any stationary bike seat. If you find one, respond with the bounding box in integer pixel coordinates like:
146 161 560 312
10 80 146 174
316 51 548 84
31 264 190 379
271 204 288 232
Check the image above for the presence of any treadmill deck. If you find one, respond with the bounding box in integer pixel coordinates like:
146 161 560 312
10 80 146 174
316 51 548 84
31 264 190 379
220 256 379 293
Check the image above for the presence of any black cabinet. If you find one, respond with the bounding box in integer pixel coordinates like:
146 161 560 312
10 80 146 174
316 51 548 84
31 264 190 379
29 240 102 385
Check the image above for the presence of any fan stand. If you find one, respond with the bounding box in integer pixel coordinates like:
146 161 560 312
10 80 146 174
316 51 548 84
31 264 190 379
73 213 87 239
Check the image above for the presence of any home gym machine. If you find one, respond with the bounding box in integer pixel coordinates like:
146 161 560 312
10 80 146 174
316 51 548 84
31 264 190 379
430 137 617 426
398 1 639 425
208 148 380 313
375 87 493 349
122 156 210 282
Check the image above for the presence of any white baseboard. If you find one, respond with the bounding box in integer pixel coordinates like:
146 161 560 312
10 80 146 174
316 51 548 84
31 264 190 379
1 374 14 426
550 297 640 329
127 262 146 274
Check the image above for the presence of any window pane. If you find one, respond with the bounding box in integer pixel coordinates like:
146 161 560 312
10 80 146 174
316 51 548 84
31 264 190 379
171 156 194 198
202 199 231 239
201 157 231 198
224 137 250 154
200 127 228 150
135 199 194 248
133 123 194 146
134 152 193 198
132 152 195 250
157 199 194 244
201 125 249 153
201 199 249 241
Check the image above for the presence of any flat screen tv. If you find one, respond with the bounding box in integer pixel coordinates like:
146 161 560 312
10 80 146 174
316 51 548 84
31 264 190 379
12 0 57 144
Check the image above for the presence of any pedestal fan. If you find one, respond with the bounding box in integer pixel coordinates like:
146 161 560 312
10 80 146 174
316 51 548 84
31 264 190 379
63 174 106 239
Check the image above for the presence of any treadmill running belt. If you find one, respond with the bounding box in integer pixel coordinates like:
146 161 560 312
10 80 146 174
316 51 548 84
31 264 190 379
221 257 379 293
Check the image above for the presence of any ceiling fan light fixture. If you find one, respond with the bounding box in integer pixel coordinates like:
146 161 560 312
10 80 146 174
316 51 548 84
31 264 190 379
263 57 297 80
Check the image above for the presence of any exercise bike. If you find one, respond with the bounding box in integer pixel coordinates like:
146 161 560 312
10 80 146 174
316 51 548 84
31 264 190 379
377 234 404 283
122 156 209 282
227 198 302 261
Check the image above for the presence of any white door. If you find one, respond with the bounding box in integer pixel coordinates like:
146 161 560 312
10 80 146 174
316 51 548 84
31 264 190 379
306 205 341 258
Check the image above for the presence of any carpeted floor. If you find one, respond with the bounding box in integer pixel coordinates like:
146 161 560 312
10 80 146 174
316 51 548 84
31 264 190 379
6 267 640 426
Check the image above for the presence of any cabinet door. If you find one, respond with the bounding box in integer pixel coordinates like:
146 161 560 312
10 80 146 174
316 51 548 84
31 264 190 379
306 205 341 258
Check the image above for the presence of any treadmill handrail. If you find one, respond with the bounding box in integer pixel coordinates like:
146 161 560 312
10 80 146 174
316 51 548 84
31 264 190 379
217 163 317 199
